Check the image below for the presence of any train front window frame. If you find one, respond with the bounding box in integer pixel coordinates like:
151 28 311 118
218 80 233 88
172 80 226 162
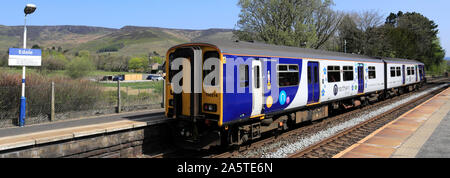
203 51 219 87
277 64 299 87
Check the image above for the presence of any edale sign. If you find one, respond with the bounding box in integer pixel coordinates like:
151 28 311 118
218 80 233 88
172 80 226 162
8 48 42 66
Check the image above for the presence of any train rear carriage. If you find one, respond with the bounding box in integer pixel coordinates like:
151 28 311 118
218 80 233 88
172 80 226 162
383 58 425 96
164 40 422 148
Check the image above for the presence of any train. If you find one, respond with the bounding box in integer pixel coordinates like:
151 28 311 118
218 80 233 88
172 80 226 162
164 40 426 149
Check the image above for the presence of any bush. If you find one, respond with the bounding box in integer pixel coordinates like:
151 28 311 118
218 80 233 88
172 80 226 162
66 56 95 79
128 57 148 72
0 71 105 119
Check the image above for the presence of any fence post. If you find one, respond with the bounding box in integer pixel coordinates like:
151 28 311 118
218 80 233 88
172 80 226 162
117 80 121 113
51 82 55 121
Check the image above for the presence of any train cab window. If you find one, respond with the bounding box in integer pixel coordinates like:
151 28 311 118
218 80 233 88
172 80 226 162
278 64 299 87
396 67 401 77
343 66 354 81
327 66 341 83
203 51 219 86
412 67 416 75
390 67 396 77
239 64 249 88
369 66 376 79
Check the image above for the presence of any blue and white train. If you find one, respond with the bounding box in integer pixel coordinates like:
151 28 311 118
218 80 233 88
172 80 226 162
164 40 426 148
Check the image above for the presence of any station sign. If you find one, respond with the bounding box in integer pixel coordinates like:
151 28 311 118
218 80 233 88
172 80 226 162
8 48 42 66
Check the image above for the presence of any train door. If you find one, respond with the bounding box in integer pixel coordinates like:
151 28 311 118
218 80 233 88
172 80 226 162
170 47 202 117
402 65 406 85
415 66 418 82
358 64 364 94
251 60 263 116
419 65 424 81
307 62 320 104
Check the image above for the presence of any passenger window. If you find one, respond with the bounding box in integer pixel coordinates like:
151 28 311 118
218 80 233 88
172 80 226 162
368 66 376 79
396 67 401 77
314 66 318 83
308 66 312 84
390 67 396 77
254 66 260 88
343 66 354 81
278 64 299 87
239 64 249 88
327 66 341 83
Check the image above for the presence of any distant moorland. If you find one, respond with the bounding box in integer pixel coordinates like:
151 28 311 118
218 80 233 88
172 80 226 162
0 25 234 57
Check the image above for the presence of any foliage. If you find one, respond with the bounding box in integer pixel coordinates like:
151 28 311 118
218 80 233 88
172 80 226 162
65 56 95 79
0 71 105 118
128 56 149 72
234 0 342 49
42 50 69 70
334 11 445 74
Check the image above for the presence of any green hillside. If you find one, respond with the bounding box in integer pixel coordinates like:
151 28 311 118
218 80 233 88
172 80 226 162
0 25 234 57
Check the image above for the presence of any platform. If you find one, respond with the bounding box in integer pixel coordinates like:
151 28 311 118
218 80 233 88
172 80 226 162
334 87 450 158
0 109 167 152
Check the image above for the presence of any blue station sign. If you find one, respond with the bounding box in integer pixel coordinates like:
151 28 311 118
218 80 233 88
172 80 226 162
8 48 42 66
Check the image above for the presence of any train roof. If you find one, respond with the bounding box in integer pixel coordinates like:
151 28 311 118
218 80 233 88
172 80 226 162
173 40 424 64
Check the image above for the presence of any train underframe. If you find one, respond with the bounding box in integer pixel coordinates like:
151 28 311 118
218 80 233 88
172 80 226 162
170 81 426 150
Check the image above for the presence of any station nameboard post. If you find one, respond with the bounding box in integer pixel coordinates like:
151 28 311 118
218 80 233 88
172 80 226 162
8 48 41 127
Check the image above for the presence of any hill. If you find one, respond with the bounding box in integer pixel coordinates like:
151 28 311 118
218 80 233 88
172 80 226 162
0 25 234 56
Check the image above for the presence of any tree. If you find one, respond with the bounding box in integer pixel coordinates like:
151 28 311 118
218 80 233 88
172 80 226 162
337 14 363 54
32 44 41 49
234 0 342 49
128 57 149 72
66 56 95 79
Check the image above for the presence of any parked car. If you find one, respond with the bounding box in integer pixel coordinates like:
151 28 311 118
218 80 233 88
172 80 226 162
147 75 163 81
113 76 124 81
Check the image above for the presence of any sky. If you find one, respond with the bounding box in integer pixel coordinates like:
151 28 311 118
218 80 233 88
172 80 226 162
0 0 448 56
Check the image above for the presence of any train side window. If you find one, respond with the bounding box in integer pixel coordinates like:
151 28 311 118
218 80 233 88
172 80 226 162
314 66 318 83
407 67 411 75
254 66 260 88
239 64 249 88
327 66 341 83
390 67 396 77
278 64 299 87
396 67 401 77
307 66 312 84
368 66 376 79
343 66 354 81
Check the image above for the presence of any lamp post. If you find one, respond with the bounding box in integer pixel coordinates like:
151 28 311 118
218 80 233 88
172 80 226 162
19 4 37 127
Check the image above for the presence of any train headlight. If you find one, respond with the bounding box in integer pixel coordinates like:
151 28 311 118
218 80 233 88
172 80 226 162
203 104 217 112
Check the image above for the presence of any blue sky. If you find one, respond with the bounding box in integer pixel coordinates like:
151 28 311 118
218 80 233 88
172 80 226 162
0 0 448 56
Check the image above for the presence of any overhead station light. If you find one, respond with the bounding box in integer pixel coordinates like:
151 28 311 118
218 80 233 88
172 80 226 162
24 4 37 15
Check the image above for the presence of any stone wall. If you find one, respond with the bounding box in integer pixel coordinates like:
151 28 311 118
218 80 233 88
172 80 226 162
0 123 171 158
